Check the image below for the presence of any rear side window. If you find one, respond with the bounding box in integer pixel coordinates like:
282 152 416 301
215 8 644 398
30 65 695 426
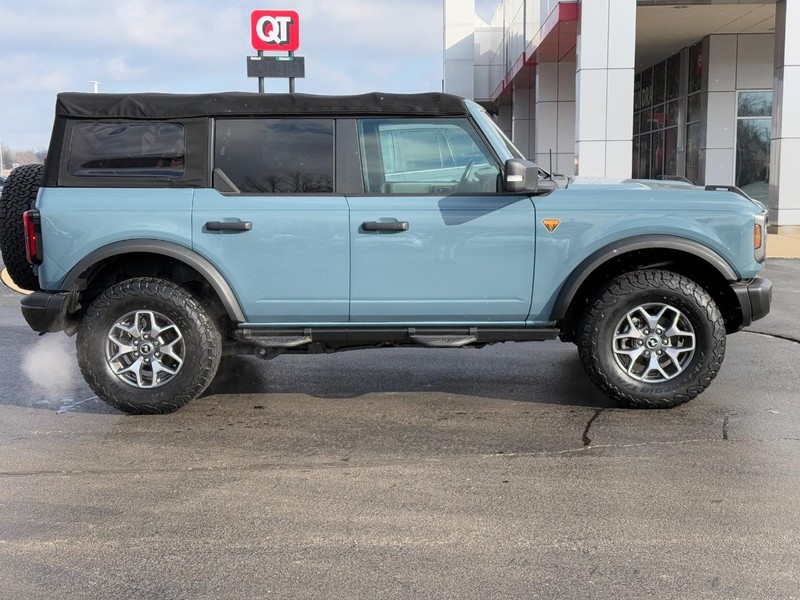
214 119 334 193
67 122 185 178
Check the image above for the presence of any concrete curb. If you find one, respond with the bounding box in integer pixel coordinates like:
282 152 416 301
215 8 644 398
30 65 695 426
767 234 800 259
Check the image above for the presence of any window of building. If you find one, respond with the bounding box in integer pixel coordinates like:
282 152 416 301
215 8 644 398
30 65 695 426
736 91 772 202
358 119 500 194
633 52 681 180
685 42 704 184
688 42 703 95
214 119 334 193
67 122 185 178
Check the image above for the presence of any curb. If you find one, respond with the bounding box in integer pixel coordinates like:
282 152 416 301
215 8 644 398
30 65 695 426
766 234 800 260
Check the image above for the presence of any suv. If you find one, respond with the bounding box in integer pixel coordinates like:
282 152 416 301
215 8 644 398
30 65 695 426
0 92 771 414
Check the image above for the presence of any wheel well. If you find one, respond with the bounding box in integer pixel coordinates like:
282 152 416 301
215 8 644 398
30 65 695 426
70 253 233 334
559 249 742 342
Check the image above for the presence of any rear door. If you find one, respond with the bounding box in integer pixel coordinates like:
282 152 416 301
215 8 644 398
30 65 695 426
346 117 536 324
192 118 349 324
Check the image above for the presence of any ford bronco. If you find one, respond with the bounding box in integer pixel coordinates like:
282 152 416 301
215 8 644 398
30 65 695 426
0 92 771 413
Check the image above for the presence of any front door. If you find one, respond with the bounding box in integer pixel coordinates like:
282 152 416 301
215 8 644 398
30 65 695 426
347 118 535 324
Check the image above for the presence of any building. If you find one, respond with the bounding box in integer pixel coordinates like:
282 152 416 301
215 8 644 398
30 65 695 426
444 0 798 233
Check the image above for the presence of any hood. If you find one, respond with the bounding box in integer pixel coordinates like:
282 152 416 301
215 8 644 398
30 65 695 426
565 176 767 211
566 177 698 191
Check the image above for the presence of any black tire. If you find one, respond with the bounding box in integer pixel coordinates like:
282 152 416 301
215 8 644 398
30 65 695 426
577 270 726 409
76 278 222 414
0 164 43 291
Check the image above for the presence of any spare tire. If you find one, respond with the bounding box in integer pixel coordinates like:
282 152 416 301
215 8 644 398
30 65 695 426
0 164 44 291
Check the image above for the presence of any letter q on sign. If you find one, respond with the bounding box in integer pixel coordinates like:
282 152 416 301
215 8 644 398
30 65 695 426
251 10 300 52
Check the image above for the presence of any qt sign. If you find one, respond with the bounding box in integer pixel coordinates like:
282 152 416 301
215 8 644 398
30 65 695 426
251 10 300 52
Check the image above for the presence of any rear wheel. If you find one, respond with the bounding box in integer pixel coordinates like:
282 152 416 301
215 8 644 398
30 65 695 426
0 164 43 291
77 278 222 414
577 270 726 409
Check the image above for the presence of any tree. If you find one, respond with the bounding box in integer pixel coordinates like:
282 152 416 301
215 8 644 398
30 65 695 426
1 145 47 172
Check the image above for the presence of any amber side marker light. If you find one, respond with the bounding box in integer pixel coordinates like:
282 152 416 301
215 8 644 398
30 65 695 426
754 223 763 249
543 219 561 233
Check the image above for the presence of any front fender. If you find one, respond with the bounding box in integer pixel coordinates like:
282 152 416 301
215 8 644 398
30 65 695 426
549 234 737 321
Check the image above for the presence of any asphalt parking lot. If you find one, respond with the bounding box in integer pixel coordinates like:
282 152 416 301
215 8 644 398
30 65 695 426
1 259 798 599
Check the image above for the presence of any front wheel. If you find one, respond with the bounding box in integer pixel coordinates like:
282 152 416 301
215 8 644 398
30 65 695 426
577 270 726 409
77 278 222 414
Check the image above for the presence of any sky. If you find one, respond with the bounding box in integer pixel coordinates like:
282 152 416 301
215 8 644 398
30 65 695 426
1 0 499 151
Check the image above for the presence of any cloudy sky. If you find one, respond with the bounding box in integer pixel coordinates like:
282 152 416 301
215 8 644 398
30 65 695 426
1 0 498 150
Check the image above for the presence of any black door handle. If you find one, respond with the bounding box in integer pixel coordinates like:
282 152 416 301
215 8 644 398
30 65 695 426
361 220 409 232
205 220 252 232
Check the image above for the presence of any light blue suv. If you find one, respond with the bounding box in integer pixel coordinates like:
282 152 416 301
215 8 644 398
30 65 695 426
0 92 771 413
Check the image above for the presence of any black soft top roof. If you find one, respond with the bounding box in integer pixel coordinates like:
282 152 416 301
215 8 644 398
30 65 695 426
55 91 469 119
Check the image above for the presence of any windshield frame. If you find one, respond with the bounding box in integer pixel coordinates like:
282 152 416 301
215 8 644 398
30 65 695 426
466 100 525 162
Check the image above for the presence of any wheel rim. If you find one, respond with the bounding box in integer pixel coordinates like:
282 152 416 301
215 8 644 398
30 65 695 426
612 302 696 383
105 310 185 388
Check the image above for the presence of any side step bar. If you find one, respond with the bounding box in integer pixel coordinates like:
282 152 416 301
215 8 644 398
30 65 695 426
235 327 560 349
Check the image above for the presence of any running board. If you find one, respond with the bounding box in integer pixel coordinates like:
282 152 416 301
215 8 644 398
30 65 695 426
235 327 560 349
235 329 313 348
409 327 477 347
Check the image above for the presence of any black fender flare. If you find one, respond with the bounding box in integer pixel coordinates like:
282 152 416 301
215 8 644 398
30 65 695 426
62 239 246 322
550 234 738 321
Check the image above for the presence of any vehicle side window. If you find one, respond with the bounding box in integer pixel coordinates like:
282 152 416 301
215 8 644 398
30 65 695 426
214 119 334 193
67 122 185 178
358 118 500 194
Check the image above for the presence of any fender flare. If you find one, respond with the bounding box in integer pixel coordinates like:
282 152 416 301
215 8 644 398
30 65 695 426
62 239 246 322
550 234 738 321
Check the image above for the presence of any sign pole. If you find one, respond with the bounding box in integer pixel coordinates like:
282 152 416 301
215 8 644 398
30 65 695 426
288 51 295 93
258 50 265 93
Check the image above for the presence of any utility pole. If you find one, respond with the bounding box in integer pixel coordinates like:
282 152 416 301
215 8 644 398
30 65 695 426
90 81 101 93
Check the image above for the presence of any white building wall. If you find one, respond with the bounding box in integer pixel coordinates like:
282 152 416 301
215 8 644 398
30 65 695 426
474 25 504 101
444 0 476 99
704 35 737 185
512 84 535 159
771 0 800 229
535 62 576 175
574 0 636 177
704 34 774 187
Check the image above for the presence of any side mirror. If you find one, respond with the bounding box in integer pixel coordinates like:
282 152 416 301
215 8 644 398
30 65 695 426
504 158 539 193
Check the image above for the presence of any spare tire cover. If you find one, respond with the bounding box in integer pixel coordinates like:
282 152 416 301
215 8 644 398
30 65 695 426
0 163 44 291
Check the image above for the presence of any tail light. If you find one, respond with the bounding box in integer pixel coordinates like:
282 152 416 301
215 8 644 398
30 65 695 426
23 210 43 265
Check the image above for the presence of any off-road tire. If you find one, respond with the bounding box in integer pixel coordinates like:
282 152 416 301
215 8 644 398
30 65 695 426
578 270 726 409
0 164 44 291
77 278 222 414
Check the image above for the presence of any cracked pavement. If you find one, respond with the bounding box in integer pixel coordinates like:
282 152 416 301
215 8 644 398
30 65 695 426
1 260 799 599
